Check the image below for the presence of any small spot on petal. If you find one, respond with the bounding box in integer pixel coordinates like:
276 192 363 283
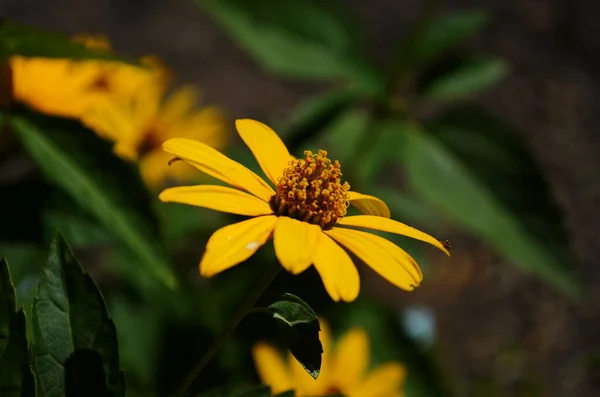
246 241 259 250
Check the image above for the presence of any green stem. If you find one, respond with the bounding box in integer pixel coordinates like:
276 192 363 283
170 264 282 397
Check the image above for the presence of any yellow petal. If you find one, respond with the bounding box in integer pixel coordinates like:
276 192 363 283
160 85 197 125
326 228 422 289
252 343 293 394
312 232 360 302
139 150 170 190
331 328 370 390
159 185 273 216
162 138 274 202
235 119 293 185
273 217 321 275
349 363 407 397
200 215 277 277
337 215 450 256
348 191 391 218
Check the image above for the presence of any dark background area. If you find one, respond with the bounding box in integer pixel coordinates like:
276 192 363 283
3 0 600 396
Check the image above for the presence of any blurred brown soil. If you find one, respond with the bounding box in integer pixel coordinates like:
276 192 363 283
3 0 600 395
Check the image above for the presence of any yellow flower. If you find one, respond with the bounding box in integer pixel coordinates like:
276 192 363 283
82 83 228 189
10 35 166 119
253 320 406 397
158 120 449 301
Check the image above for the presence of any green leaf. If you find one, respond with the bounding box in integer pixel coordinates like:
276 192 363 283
267 293 322 379
200 0 381 91
283 89 361 153
398 11 489 67
400 122 581 298
0 258 35 397
0 20 136 63
31 235 125 397
42 192 114 248
422 58 509 100
9 108 176 288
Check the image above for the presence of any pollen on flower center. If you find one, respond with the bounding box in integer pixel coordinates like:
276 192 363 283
269 149 350 230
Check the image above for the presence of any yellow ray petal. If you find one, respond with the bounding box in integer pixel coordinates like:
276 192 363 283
349 363 407 397
273 217 321 275
326 228 422 289
162 138 274 202
331 328 370 390
200 215 277 277
312 232 360 302
139 150 170 190
160 85 197 125
337 215 450 256
235 119 293 185
348 191 391 218
159 185 273 216
252 343 293 394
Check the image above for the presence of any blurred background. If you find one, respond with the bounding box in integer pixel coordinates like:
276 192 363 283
2 0 600 396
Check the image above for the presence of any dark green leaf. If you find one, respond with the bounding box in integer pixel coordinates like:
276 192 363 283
422 58 509 100
31 235 125 397
400 121 580 298
398 11 489 67
0 258 35 397
200 0 381 91
0 20 136 63
267 293 321 379
9 108 176 288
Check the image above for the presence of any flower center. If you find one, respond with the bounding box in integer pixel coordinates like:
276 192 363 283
136 128 163 157
269 150 350 230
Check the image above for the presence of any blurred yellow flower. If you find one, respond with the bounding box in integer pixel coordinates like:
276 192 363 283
253 320 406 397
82 83 228 189
10 35 167 119
158 119 449 302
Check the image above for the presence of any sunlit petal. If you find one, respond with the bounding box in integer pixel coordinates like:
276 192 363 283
349 363 407 397
235 119 293 185
162 138 274 201
337 215 450 256
273 217 320 275
200 215 277 277
327 228 422 289
348 191 391 218
252 343 293 394
331 328 370 390
159 185 273 216
312 232 360 302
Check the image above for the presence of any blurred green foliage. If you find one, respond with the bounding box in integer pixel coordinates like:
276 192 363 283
0 1 580 396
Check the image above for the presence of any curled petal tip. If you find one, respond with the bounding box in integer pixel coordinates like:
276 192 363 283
168 156 181 166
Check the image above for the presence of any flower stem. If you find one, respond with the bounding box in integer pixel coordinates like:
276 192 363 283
170 264 282 397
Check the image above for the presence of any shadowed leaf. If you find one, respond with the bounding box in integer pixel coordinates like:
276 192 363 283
0 258 35 397
9 108 175 288
0 20 137 64
31 235 125 397
267 293 322 379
